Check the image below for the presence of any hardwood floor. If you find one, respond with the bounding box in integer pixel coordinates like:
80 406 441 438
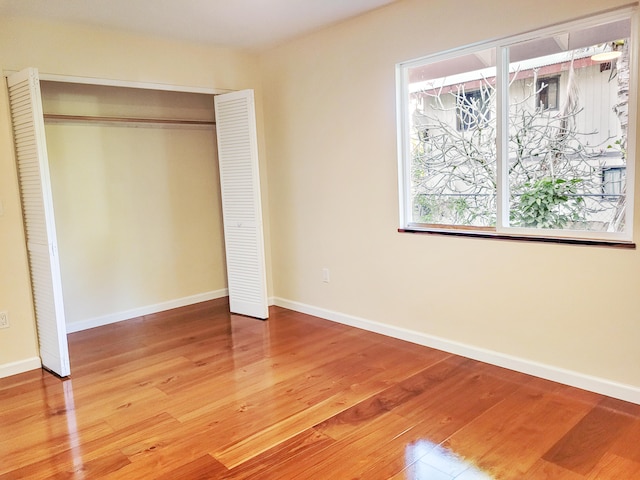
1 299 639 479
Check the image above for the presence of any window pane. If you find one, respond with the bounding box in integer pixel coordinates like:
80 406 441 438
536 76 559 110
407 48 497 227
507 19 630 232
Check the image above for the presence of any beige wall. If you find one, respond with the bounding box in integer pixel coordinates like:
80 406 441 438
0 17 265 374
261 0 640 388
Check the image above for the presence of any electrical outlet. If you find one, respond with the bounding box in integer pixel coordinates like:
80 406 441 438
0 311 8 329
322 268 330 283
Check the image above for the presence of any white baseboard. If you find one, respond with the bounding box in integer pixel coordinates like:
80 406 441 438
273 297 640 405
0 357 41 379
67 289 229 333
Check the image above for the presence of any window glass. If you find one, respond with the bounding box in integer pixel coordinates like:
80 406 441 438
507 19 630 232
407 48 497 227
602 166 626 197
536 76 559 110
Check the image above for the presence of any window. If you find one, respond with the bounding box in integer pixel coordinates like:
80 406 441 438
397 9 635 242
536 76 559 110
457 89 492 130
602 166 626 197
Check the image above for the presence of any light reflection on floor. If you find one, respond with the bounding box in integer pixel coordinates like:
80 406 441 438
405 440 493 479
62 379 85 478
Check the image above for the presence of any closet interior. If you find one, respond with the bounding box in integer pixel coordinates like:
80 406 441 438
40 81 228 330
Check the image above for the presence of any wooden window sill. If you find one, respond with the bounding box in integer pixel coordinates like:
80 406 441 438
398 227 636 249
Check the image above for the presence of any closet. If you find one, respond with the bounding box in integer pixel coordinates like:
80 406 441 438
7 68 269 377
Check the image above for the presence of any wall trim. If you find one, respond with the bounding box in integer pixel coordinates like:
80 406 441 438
0 357 41 379
272 297 640 405
66 289 229 333
4 70 233 95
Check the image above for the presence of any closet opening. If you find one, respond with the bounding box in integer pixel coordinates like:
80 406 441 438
40 81 228 343
7 68 268 377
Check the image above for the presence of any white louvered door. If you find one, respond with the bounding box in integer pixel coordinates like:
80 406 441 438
214 90 268 319
7 68 70 377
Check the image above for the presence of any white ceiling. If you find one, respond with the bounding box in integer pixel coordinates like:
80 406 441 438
0 0 397 51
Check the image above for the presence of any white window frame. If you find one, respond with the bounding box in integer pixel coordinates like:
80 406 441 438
397 7 638 243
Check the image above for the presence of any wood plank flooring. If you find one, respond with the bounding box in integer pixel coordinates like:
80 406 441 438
1 298 639 479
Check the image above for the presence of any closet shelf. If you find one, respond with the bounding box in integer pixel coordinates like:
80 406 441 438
43 113 216 126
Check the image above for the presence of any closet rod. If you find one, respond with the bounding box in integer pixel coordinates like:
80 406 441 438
43 113 215 126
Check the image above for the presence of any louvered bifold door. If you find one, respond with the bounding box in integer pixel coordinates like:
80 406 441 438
7 68 70 377
214 90 269 319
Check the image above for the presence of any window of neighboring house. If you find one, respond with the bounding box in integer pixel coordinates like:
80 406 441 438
397 9 635 242
457 89 492 131
602 166 626 197
536 76 559 110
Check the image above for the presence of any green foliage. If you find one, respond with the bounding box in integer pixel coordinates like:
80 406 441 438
414 193 495 226
511 177 584 229
607 138 626 159
414 195 470 224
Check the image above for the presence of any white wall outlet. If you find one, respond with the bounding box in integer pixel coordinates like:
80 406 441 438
322 267 330 283
0 311 8 329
